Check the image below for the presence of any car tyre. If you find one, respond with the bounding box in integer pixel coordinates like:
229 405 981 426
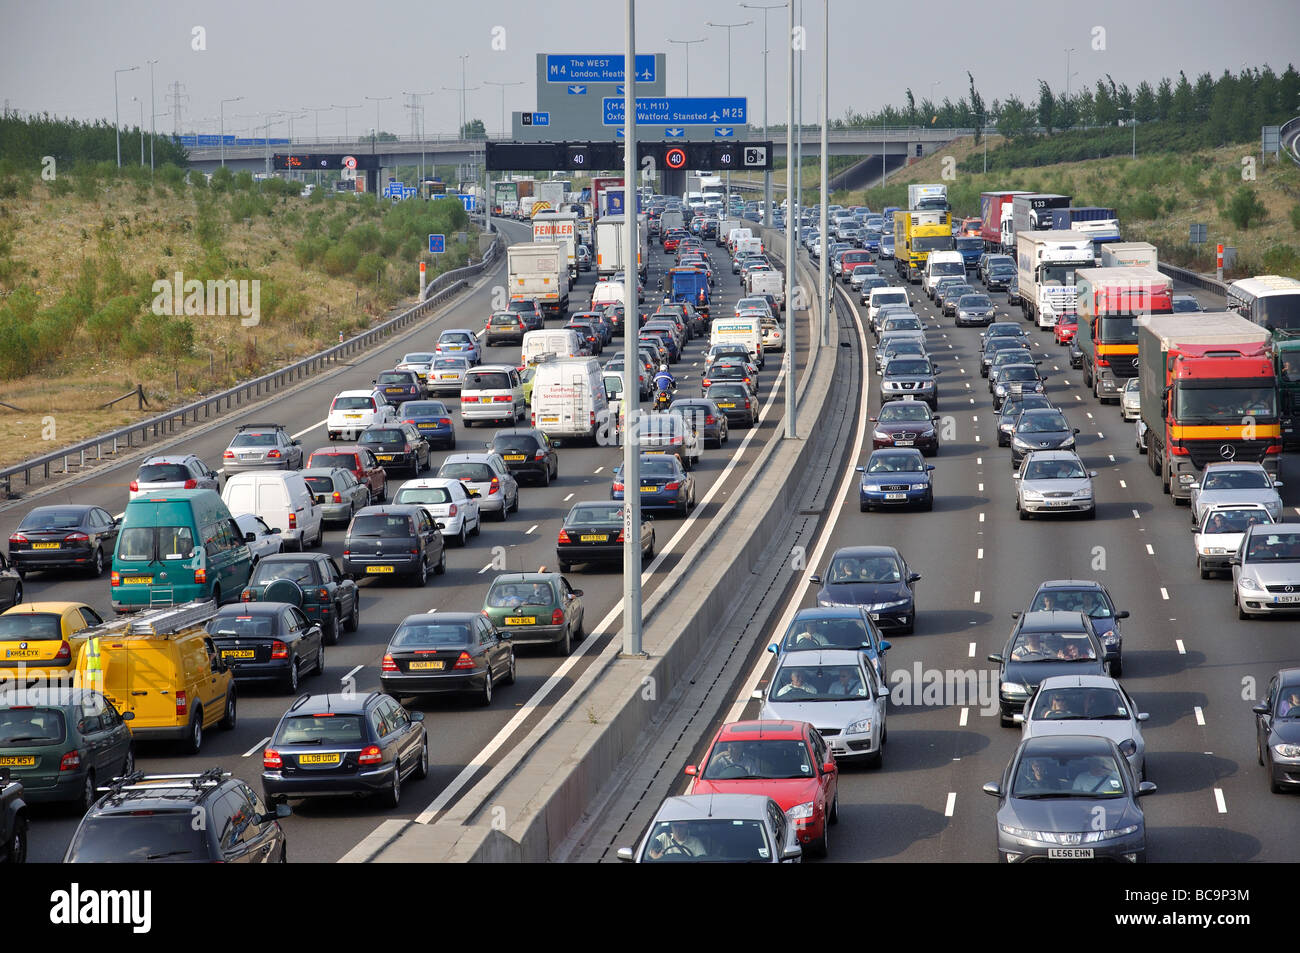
7 814 26 864
316 641 326 676
89 547 105 578
828 794 839 825
324 611 340 645
219 688 237 730
283 658 300 694
415 741 430 780
455 523 467 547
413 558 429 587
77 770 97 814
382 762 401 808
479 668 494 707
558 561 572 573
433 547 446 575
185 711 203 754
557 624 571 656
345 598 360 633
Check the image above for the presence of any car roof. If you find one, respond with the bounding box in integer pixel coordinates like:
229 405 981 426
399 612 478 625
778 649 866 667
830 545 900 559
488 572 560 584
1023 450 1082 461
286 692 381 715
2 601 94 614
717 720 807 742
1201 461 1267 471
334 389 381 398
353 505 425 516
1278 668 1300 687
1034 674 1123 691
1019 735 1116 760
312 445 364 454
443 452 496 463
141 455 198 465
652 793 776 823
213 601 293 616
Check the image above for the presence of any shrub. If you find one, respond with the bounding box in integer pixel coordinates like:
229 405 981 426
1226 186 1267 229
321 243 359 277
1261 244 1300 276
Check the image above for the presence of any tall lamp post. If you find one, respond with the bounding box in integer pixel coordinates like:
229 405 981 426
131 96 144 165
706 19 751 205
115 65 139 167
219 94 243 167
621 0 644 660
740 1 784 227
146 59 158 174
1065 48 1077 98
483 80 524 138
667 37 705 95
332 103 360 141
1118 107 1136 159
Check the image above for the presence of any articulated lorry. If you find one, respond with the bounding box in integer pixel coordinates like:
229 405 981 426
1101 242 1158 270
1015 230 1095 329
1138 313 1278 503
594 214 648 281
1012 193 1072 239
507 243 569 320
979 190 1032 253
1227 275 1300 447
532 209 579 285
1049 207 1121 261
907 184 949 213
1075 267 1173 403
894 209 954 284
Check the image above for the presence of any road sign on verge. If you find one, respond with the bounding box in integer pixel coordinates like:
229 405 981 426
429 234 445 254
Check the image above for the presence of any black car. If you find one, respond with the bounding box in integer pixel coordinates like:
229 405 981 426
811 545 921 634
566 320 603 356
380 612 515 705
988 610 1109 725
570 311 612 346
996 394 1056 446
557 501 655 573
262 693 427 808
506 299 544 331
485 310 528 346
1171 294 1204 313
985 265 1015 291
1255 668 1300 793
374 370 423 408
65 769 289 863
0 768 26 862
209 601 326 693
705 383 756 429
1024 580 1130 676
488 427 559 486
1009 409 1080 467
342 505 446 585
241 552 361 643
358 424 430 476
0 552 23 611
880 356 941 410
670 398 730 448
981 336 1032 378
7 504 120 578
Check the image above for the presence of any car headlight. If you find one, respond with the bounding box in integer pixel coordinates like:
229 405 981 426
845 718 874 735
1061 435 1076 448
871 599 909 611
862 484 882 492
1100 632 1119 644
994 384 1007 394
920 429 936 438
1001 682 1029 695
910 483 929 491
1021 491 1045 502
1084 825 1140 842
786 800 816 820
1239 576 1262 591
872 430 890 441
999 824 1037 839
1273 744 1300 759
1074 488 1093 499
1011 437 1031 449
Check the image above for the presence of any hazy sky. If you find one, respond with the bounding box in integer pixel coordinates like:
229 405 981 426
2 0 1297 138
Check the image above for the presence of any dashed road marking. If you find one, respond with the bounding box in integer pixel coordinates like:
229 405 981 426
1194 706 1206 726
958 708 969 727
1160 587 1169 600
973 590 981 604
1214 788 1227 814
1146 544 1155 555
944 792 957 817
243 737 271 758
1176 639 1187 655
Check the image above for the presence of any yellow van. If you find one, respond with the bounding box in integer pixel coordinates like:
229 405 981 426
76 601 236 754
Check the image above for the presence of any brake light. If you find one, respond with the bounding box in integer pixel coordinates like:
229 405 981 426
53 640 71 661
241 590 252 601
333 491 342 503
1096 358 1109 368
60 750 82 772
665 481 681 491
744 400 752 409
358 745 384 765
382 654 399 672
489 477 500 495
288 513 297 529
64 532 89 542
223 450 235 459
706 415 716 424
195 568 207 584
453 651 475 670
463 396 479 403
264 749 282 769
268 449 282 458
551 608 565 625
612 481 624 492
1169 444 1189 456
616 530 626 542
403 419 415 425
128 480 139 492
111 571 120 587
175 690 188 717
271 640 289 660
492 395 512 402
184 479 197 489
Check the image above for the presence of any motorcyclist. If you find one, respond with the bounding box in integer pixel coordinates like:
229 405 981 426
654 364 676 406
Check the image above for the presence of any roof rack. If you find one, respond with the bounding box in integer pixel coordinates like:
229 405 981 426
98 767 231 795
125 600 220 637
236 423 285 431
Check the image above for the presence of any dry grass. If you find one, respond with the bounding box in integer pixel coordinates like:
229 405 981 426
0 179 469 470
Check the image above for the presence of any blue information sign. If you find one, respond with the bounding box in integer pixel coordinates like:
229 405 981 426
602 97 747 126
546 54 656 84
429 234 446 254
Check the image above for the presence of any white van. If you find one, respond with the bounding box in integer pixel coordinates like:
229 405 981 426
710 316 765 368
460 364 526 427
522 329 581 368
221 471 324 552
590 281 626 310
924 250 966 299
727 227 753 252
868 286 912 326
531 358 609 444
734 236 763 258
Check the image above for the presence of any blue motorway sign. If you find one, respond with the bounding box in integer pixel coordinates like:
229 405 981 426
453 194 476 212
546 54 656 84
568 85 587 95
521 112 549 127
602 97 747 126
429 234 446 254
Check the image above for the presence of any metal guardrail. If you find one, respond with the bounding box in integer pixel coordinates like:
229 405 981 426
0 232 505 499
1158 262 1228 297
1280 116 1300 168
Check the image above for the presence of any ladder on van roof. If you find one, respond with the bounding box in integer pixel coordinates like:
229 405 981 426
125 600 220 637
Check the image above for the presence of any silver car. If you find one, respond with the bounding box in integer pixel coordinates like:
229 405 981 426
1015 450 1096 519
436 452 520 520
755 649 888 766
1189 462 1283 528
429 356 472 395
234 513 284 565
222 424 304 474
955 293 996 327
1120 377 1141 421
875 338 928 375
301 467 371 525
1232 523 1300 619
436 328 482 365
1016 675 1149 779
395 352 437 393
617 793 802 863
1194 504 1275 578
129 454 220 500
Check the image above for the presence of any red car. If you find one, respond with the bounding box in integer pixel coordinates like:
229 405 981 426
306 446 387 504
1054 317 1078 346
684 720 838 857
663 230 688 252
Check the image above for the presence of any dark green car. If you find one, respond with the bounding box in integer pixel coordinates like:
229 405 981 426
482 572 585 656
0 689 134 811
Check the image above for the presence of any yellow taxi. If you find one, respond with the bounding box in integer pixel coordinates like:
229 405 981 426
0 602 106 676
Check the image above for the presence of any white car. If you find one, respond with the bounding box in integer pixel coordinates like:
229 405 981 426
327 389 396 441
1120 377 1141 421
1193 504 1275 578
436 452 520 521
234 513 284 565
395 352 437 393
1015 674 1148 780
755 648 888 767
760 317 784 353
1189 462 1283 528
391 477 483 547
1014 450 1096 519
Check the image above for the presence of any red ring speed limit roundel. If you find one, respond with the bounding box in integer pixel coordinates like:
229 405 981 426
665 148 687 169
342 155 358 170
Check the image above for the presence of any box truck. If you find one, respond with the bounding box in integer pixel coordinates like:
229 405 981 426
507 243 569 320
1015 230 1095 328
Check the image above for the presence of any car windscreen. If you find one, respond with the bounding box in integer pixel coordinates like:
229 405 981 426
1024 460 1086 480
639 819 771 863
0 706 66 746
1032 687 1129 721
958 295 993 309
210 614 276 639
866 453 925 473
377 373 413 386
1009 631 1097 661
347 515 413 537
827 555 900 583
65 812 213 862
882 318 921 331
389 622 472 647
885 360 931 376
439 332 474 345
394 487 453 506
136 464 192 483
18 508 87 530
782 617 872 651
331 397 376 410
707 384 747 399
626 458 677 478
1018 414 1069 434
401 353 435 363
0 613 64 639
402 402 449 418
878 403 931 422
486 581 555 608
116 526 194 562
434 358 468 370
702 739 814 780
1029 589 1112 616
439 462 494 482
1200 509 1272 534
251 560 317 586
490 313 520 325
465 372 510 390
1010 752 1125 798
931 262 964 276
874 293 906 306
307 453 358 470
230 433 277 446
566 504 624 526
1002 366 1039 381
1244 531 1300 561
1201 468 1271 491
770 664 870 701
275 714 366 745
985 338 1022 353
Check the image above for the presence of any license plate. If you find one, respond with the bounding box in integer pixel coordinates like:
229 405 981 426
375 455 395 461
240 453 258 460
640 485 657 492
0 756 35 767
366 565 395 574
4 649 40 659
1275 594 1300 604
1047 848 1094 859
222 649 255 659
1048 501 1071 507
385 388 404 394
504 617 536 625
345 414 363 419
123 576 152 585
717 402 736 408
885 493 907 501
408 660 445 671
417 423 436 429
541 416 559 423
894 440 913 446
298 753 341 765
503 454 526 461
31 542 60 550
440 374 457 380
580 534 608 542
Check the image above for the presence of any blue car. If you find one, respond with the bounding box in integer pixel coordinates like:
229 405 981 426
767 606 892 680
857 448 935 511
611 454 697 515
398 400 456 450
862 229 881 253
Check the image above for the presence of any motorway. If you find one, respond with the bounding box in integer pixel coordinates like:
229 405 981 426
668 244 1300 863
7 218 811 863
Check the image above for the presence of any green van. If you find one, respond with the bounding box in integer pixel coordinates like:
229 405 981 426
110 489 252 612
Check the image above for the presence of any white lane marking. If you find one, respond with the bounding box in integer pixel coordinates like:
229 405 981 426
1132 510 1141 519
1160 587 1169 600
1214 788 1227 814
1175 639 1187 655
1109 454 1116 462
1074 395 1082 401
342 664 363 683
594 466 604 474
979 512 985 522
292 420 326 439
959 707 969 726
242 736 271 758
1146 544 1155 555
1097 432 1104 438
1119 480 1127 488
968 642 976 657
972 415 978 422
525 524 538 535
973 590 981 604
944 792 957 817
1053 365 1060 371
974 434 980 442
478 562 494 574
1086 412 1094 419
977 548 984 559
564 493 574 501
976 457 982 465
977 483 984 492
1194 706 1206 726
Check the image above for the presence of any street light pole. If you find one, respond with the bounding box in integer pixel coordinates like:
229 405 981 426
667 37 705 95
219 94 242 168
795 0 803 231
147 59 158 174
818 0 828 360
483 80 524 138
132 96 144 165
741 2 783 228
784 0 797 431
621 0 644 660
332 103 360 141
114 65 139 168
1065 48 1077 98
706 19 751 206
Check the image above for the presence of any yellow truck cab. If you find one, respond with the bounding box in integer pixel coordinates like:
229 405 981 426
75 601 236 754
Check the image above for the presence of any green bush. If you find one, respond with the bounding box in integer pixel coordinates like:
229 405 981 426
1261 244 1300 276
1290 205 1300 232
354 252 386 285
87 295 138 349
1226 186 1267 229
321 243 359 277
293 236 329 267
